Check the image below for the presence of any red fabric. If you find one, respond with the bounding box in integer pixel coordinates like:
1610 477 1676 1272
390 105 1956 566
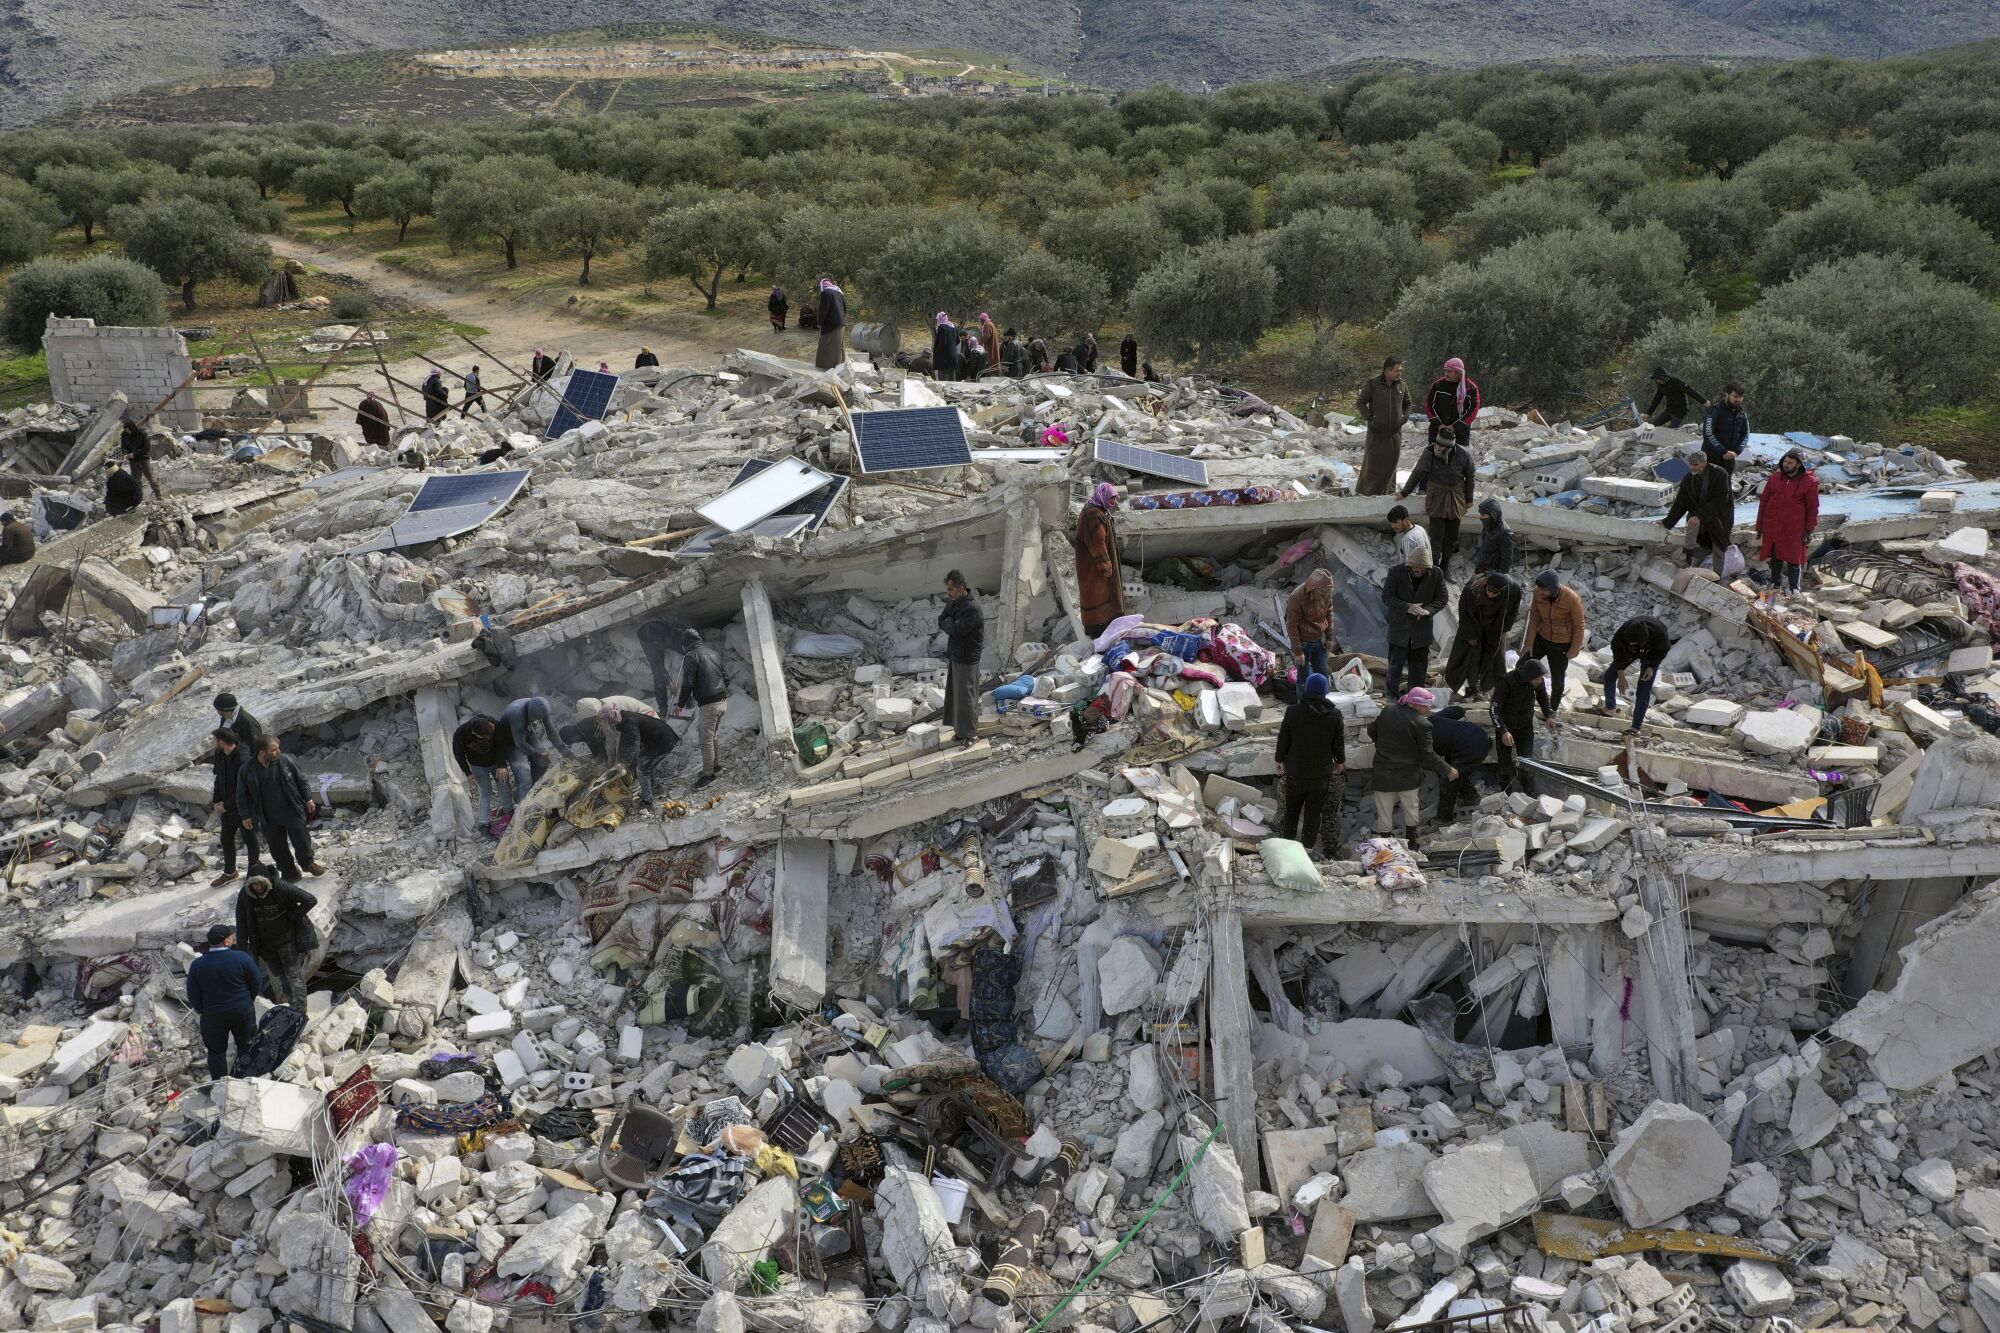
1756 466 1819 563
330 1064 381 1135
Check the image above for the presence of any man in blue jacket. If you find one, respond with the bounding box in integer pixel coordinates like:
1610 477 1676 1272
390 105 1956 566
187 924 262 1079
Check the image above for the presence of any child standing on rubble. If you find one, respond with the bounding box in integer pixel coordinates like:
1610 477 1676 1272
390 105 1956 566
939 571 985 747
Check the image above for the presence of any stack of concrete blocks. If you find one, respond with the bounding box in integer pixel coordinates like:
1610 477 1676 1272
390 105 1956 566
43 317 200 432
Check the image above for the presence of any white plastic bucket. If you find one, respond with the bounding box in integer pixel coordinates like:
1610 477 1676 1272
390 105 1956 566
931 1175 969 1224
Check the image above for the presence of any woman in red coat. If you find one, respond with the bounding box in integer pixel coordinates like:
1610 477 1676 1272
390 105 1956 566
1755 448 1819 594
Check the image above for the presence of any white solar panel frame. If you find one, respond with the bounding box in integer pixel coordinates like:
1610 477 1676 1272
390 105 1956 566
697 457 836 533
681 514 813 555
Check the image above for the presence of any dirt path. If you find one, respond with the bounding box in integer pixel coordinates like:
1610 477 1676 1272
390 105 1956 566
268 234 721 394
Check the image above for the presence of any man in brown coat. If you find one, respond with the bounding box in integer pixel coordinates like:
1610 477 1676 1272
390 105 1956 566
1286 569 1335 681
1075 483 1126 636
1398 435 1476 579
1355 358 1412 496
1521 570 1587 706
0 511 32 565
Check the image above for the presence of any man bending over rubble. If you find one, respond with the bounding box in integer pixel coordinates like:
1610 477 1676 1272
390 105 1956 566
500 694 557 783
1368 687 1455 850
452 713 524 828
233 872 318 1009
1286 569 1335 681
601 700 682 806
939 571 985 746
1597 616 1670 735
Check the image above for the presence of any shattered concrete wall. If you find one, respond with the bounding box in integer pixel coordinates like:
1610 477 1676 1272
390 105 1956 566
42 317 198 432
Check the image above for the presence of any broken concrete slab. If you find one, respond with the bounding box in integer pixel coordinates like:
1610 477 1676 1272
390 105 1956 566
1602 1099 1732 1227
1834 880 2000 1090
769 838 831 1010
1340 1140 1438 1222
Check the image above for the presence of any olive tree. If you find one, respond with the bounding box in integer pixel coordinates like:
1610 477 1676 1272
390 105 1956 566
353 167 433 243
1477 87 1596 167
1039 203 1179 299
108 196 268 310
2 253 165 349
1455 181 1599 261
642 193 771 306
0 178 60 266
988 250 1112 344
434 154 566 269
1645 93 1811 178
1753 188 2000 294
1128 236 1277 369
1625 312 1892 438
528 176 639 284
1267 206 1426 335
858 212 1025 323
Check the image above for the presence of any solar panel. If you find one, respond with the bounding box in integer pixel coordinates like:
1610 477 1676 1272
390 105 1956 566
546 369 620 439
723 458 846 531
850 407 972 475
344 469 531 554
699 457 836 533
1094 438 1208 487
681 514 813 556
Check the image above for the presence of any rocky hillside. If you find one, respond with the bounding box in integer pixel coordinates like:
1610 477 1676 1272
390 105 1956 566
2 0 1995 124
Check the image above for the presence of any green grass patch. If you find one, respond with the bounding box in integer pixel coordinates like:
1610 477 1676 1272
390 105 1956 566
1894 401 2000 474
1700 270 1758 316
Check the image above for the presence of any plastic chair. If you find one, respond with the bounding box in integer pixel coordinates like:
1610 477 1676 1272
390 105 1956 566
600 1099 677 1190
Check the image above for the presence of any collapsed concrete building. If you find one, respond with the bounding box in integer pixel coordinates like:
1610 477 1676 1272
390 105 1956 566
3 345 2000 1333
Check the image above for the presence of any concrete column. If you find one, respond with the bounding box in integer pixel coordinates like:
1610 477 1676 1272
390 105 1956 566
1634 849 1700 1109
769 838 832 1010
413 687 474 841
740 578 794 743
1041 527 1088 645
1209 909 1263 1192
989 502 1043 676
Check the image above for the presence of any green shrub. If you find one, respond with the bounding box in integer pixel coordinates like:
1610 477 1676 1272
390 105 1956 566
1128 237 1276 369
2 253 166 349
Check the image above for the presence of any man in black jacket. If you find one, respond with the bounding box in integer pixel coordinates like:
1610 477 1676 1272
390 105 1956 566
234 872 318 1009
119 418 162 499
938 571 985 745
1598 616 1672 734
1662 447 1736 575
1492 658 1556 787
1702 385 1748 474
675 628 729 789
1381 546 1448 700
422 369 451 422
105 461 142 516
236 734 322 880
1428 706 1492 823
1645 367 1707 430
1473 498 1514 576
213 692 263 751
1443 572 1520 701
452 714 519 825
209 728 258 887
1275 672 1346 857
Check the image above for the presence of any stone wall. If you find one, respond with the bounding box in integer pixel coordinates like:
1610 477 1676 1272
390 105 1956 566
42 317 199 432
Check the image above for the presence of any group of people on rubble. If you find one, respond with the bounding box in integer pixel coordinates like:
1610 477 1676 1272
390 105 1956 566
924 316 1150 383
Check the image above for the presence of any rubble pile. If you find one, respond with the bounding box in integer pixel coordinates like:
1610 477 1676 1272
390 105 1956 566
3 346 2000 1332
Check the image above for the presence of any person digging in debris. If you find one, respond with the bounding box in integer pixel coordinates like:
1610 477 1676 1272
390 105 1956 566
1596 615 1671 735
1398 430 1476 579
1428 705 1491 823
1075 482 1127 637
452 713 522 829
460 366 486 417
1425 356 1481 449
1355 357 1412 496
1522 570 1587 707
939 571 985 746
1645 366 1708 430
421 369 451 422
1367 687 1455 851
815 276 848 371
1286 568 1336 681
118 417 163 500
0 511 33 565
104 460 142 516
236 734 323 880
1276 672 1346 858
674 629 729 790
1757 447 1819 595
601 700 682 806
1662 445 1735 577
1381 543 1447 700
499 695 557 784
209 728 258 887
1702 383 1748 474
233 871 318 1010
355 391 391 448
187 923 262 1078
212 691 263 751
1493 656 1557 787
1473 498 1514 575
1444 570 1520 701
768 284 788 332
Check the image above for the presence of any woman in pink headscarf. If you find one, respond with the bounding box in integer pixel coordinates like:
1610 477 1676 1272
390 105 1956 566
1074 482 1126 635
1425 357 1482 449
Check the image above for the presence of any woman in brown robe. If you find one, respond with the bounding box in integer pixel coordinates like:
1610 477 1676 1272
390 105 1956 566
1074 482 1126 636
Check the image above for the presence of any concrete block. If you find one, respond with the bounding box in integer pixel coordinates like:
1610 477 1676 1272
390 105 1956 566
1097 937 1161 1014
1723 1260 1794 1316
1603 1100 1731 1227
1681 698 1744 728
465 1012 514 1039
1087 834 1143 880
1734 708 1818 757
